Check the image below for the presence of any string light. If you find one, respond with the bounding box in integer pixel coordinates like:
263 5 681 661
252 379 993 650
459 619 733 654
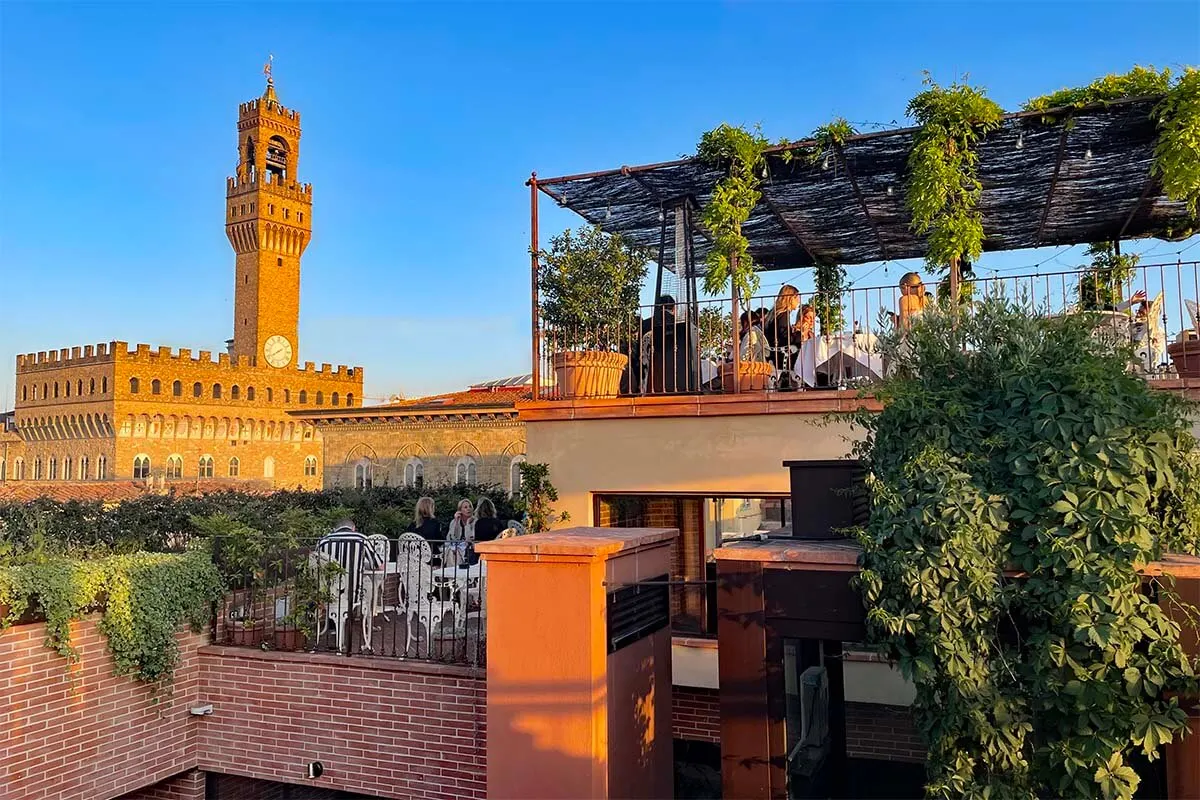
1016 132 1024 150
821 153 831 171
658 208 665 223
886 185 894 196
605 205 612 221
1085 147 1093 159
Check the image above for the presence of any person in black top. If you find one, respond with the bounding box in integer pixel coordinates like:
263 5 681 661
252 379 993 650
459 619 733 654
406 496 442 555
469 497 505 565
646 295 698 394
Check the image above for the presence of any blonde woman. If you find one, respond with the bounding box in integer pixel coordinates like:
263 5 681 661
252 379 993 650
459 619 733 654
445 499 475 567
405 496 441 553
762 285 808 372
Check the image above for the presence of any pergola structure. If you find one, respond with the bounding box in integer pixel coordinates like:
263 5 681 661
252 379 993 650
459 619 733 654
527 95 1197 394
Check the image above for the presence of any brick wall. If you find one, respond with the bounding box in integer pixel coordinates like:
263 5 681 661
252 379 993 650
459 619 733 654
673 687 721 743
116 769 206 800
196 646 487 800
0 616 206 800
846 702 925 763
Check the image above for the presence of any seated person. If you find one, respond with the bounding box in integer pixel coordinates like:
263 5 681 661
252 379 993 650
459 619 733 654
897 272 929 330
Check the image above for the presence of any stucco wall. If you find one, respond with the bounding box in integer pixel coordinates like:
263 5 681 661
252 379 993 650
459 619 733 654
526 413 864 525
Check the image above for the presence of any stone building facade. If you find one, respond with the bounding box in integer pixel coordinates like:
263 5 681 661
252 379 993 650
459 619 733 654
293 382 528 492
6 75 362 490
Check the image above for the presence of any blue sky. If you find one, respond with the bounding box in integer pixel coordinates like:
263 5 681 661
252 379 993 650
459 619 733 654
1 1 1198 406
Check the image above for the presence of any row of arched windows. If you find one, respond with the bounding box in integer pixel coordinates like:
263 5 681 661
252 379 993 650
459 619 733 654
349 455 526 493
130 453 313 481
4 455 107 481
116 414 314 443
17 413 111 440
126 377 353 407
21 376 109 403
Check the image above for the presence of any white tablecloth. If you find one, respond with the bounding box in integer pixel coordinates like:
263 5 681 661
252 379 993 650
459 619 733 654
798 333 883 387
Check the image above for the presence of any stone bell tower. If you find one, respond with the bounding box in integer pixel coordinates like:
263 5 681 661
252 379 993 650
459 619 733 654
225 58 312 370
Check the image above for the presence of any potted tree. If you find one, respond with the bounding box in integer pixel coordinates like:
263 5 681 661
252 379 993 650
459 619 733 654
538 225 648 399
697 124 774 392
194 514 269 647
273 555 341 651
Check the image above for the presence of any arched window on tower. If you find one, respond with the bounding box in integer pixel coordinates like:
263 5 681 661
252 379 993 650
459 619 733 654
212 384 223 400
316 391 324 406
231 385 241 400
347 393 355 407
193 382 203 398
151 379 161 395
77 379 83 396
332 392 340 406
129 378 140 394
266 135 289 181
299 390 308 404
173 381 182 397
247 387 256 401
102 377 108 394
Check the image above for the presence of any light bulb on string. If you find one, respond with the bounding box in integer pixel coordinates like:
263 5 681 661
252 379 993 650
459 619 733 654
886 185 894 196
658 208 665 223
605 205 612 221
761 165 768 178
822 153 831 171
1016 132 1024 150
1085 147 1093 159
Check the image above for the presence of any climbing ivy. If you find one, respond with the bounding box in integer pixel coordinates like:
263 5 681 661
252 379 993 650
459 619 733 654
515 462 570 533
1023 66 1172 118
1077 242 1141 311
0 550 222 690
851 297 1200 799
906 76 1003 272
697 123 771 300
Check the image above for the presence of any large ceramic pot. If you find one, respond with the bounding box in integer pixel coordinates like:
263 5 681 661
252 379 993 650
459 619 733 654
551 350 629 399
1168 340 1200 379
273 628 307 652
228 621 266 647
720 360 774 392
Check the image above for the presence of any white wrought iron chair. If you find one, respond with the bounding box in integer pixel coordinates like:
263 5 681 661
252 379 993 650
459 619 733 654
312 536 378 654
395 532 440 657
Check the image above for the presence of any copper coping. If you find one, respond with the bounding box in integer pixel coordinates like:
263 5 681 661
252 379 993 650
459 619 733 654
517 389 882 422
475 526 678 558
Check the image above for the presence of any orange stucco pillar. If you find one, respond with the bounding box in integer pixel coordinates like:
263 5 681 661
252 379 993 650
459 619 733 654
477 527 676 800
1165 571 1200 799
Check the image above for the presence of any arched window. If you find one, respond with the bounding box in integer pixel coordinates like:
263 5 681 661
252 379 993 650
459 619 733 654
77 379 83 396
166 455 183 479
49 457 58 480
455 456 477 485
102 377 108 394
299 390 308 404
354 459 373 489
42 383 48 399
304 456 318 477
404 457 424 489
63 457 72 480
316 391 324 406
266 387 274 402
15 458 25 480
331 392 340 406
247 387 256 401
198 455 214 478
231 385 241 400
133 455 151 480
346 393 355 407
21 385 27 402
97 455 107 480
263 456 275 479
89 378 96 395
151 379 162 395
80 456 89 480
284 389 291 403
228 457 240 478
212 384 223 399
54 382 60 398
65 381 71 398
129 378 140 394
510 455 527 495
173 380 182 397
34 458 43 480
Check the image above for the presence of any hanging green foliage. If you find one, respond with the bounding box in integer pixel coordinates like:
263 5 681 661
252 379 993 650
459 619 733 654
813 262 848 334
515 462 569 533
905 76 1004 272
1077 242 1141 311
0 550 222 690
1153 68 1200 216
697 123 770 299
851 297 1200 800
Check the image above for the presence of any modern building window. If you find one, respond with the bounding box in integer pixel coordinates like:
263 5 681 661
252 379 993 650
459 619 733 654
80 456 89 480
231 385 241 400
228 457 240 478
173 381 182 397
509 455 527 495
404 458 424 489
303 456 317 477
151 379 161 395
15 458 26 480
166 455 183 479
133 455 151 480
49 457 58 480
193 382 203 398
63 457 72 481
354 459 373 490
212 384 223 399
247 387 256 401
198 455 214 479
454 456 477 485
129 378 140 394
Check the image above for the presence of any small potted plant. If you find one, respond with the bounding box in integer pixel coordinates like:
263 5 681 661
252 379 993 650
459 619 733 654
538 225 649 399
193 514 269 647
273 556 333 651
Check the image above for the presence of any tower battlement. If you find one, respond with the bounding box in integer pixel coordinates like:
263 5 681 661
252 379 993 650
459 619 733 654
18 342 358 380
17 343 118 372
226 174 313 202
238 97 300 124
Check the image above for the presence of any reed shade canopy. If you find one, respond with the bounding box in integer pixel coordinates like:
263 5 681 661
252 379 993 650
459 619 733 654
532 96 1194 274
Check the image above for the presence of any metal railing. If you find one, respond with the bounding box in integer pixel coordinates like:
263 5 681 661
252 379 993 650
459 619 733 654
533 261 1200 400
213 535 488 666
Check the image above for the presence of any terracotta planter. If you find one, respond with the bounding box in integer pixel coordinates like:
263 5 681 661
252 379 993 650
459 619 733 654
551 350 629 399
228 622 266 647
1169 340 1200 379
720 360 774 392
273 628 308 651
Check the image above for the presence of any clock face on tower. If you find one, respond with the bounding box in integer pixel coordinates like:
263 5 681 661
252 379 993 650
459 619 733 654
263 335 293 368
